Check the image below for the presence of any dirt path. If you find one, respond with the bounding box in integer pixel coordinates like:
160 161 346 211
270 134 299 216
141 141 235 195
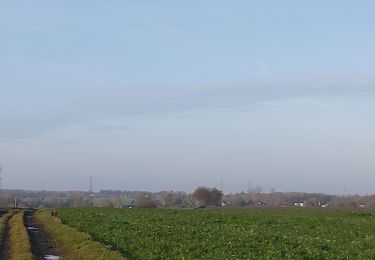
24 210 61 260
0 222 10 260
0 210 8 218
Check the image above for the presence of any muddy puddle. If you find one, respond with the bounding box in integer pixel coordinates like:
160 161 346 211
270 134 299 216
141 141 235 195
24 211 61 260
44 255 60 260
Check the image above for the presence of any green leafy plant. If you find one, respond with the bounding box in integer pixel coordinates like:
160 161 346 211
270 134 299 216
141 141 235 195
56 208 375 259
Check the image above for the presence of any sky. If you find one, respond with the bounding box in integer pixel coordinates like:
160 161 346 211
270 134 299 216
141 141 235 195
1 1 375 194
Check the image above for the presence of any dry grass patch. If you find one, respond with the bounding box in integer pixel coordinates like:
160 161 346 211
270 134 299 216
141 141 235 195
0 210 16 251
35 210 125 260
8 210 34 260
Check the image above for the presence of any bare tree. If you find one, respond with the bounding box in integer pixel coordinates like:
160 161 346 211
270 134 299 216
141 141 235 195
183 194 197 208
192 186 223 207
103 195 123 208
159 191 187 207
249 185 263 203
224 194 247 207
136 193 156 208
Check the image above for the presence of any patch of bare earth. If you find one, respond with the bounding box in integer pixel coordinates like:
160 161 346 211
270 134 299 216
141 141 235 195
0 222 10 260
24 210 61 260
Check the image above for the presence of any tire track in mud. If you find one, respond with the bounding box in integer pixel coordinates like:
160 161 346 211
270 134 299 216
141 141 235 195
0 209 12 260
24 210 61 260
0 221 10 260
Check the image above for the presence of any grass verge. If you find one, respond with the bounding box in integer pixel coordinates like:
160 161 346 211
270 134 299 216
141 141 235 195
0 210 16 251
8 210 34 260
34 210 125 260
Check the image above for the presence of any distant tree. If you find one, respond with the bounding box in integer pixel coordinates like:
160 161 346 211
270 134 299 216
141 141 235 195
45 194 60 208
249 185 263 203
224 194 246 207
103 195 123 208
0 192 13 207
70 192 91 207
183 194 198 208
192 186 223 207
159 191 187 207
136 193 156 208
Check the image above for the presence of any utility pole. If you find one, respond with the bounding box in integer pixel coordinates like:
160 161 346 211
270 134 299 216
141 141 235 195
89 176 93 193
0 165 2 191
42 183 46 208
121 181 125 193
89 176 94 207
247 180 251 194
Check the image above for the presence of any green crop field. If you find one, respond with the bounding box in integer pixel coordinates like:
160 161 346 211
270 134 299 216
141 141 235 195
56 208 375 259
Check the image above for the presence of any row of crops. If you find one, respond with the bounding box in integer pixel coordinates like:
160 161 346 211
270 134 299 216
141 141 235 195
57 208 375 259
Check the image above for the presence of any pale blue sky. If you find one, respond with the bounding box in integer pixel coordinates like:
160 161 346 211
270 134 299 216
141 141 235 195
1 1 375 194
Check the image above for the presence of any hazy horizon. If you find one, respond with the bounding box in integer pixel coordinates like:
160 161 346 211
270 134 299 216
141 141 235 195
1 1 375 195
